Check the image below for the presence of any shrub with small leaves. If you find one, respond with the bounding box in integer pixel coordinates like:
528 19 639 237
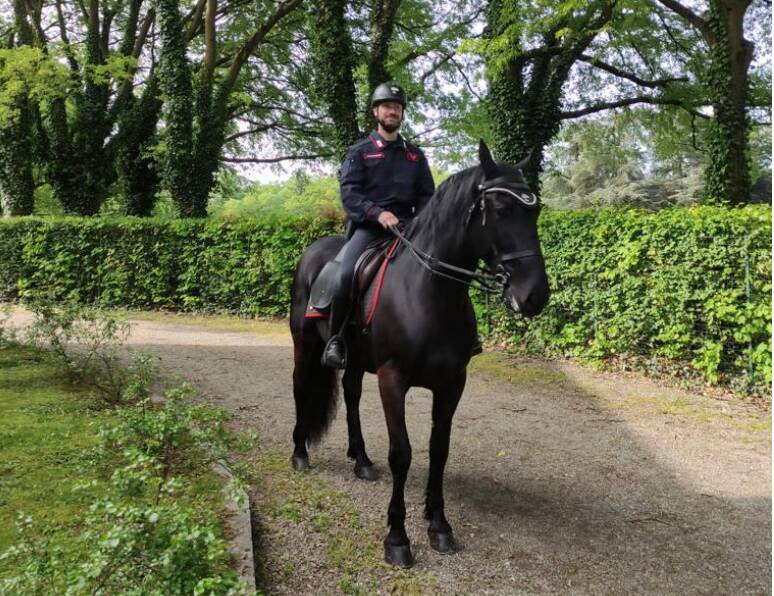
0 383 254 595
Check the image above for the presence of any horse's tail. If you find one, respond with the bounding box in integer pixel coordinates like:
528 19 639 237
290 237 343 447
292 337 339 445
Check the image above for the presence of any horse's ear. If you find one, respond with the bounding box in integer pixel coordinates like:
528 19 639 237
478 139 498 178
513 149 532 172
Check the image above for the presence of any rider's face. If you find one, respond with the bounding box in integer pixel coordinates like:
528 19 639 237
373 102 403 132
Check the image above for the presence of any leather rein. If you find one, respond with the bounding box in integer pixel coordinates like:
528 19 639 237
390 181 542 294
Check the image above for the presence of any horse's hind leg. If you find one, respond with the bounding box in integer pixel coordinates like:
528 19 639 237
343 366 377 481
425 372 465 554
378 363 414 568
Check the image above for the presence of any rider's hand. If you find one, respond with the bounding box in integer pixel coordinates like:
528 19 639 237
377 211 400 230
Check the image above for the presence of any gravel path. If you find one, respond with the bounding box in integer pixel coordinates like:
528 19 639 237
10 311 771 594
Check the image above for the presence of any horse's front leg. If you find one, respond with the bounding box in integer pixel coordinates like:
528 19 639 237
343 366 377 480
426 371 465 554
377 362 413 567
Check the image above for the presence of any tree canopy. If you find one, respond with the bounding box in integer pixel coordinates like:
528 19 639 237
0 0 769 216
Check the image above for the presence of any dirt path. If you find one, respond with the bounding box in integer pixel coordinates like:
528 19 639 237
10 311 772 594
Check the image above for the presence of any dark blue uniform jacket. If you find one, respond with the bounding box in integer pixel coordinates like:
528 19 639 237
340 131 435 224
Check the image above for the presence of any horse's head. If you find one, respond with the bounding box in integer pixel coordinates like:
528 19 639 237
470 140 550 317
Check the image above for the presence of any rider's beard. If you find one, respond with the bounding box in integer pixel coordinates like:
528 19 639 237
377 116 401 133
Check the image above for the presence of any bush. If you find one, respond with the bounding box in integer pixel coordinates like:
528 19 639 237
0 365 252 595
0 214 341 315
479 206 771 394
0 206 769 393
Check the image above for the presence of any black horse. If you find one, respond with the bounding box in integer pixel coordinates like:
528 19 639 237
289 140 550 567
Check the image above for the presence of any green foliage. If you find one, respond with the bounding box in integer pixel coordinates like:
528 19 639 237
0 344 250 594
478 205 771 394
1 205 770 393
24 301 158 407
213 173 344 220
0 47 70 122
1 214 342 316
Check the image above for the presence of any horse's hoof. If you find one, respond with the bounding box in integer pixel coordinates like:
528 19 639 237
384 543 414 568
291 455 310 471
354 462 378 481
428 530 458 554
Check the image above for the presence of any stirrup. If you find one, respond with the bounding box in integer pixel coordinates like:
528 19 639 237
321 335 347 369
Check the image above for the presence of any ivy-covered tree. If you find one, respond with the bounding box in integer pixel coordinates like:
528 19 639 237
7 0 157 215
483 0 617 192
654 0 760 204
0 2 35 216
156 0 303 217
308 0 360 160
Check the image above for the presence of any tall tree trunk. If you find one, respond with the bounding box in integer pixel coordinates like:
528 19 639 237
703 0 753 204
310 0 360 160
486 0 614 195
656 0 754 204
156 0 301 216
116 75 163 216
364 0 401 128
0 101 35 216
156 0 198 216
0 0 36 216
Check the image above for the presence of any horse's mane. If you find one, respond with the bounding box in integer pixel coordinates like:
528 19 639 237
405 165 483 244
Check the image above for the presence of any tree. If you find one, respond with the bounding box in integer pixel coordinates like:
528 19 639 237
482 0 617 192
308 0 360 160
0 13 35 216
654 0 761 204
5 0 158 215
156 0 303 217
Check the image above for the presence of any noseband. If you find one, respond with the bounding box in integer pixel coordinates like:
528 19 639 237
392 180 542 293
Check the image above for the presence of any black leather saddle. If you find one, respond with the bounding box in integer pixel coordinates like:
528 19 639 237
308 236 396 315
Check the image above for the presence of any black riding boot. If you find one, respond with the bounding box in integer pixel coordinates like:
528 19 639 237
321 306 348 369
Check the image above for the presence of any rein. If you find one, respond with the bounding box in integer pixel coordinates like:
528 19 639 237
390 227 507 293
389 181 542 294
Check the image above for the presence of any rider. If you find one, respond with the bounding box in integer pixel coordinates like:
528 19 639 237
321 82 435 369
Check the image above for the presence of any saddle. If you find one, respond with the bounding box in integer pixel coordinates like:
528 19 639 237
305 237 400 327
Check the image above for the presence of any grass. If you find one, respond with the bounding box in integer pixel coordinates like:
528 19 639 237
468 351 571 387
250 450 438 594
115 309 290 337
0 344 109 566
0 343 230 583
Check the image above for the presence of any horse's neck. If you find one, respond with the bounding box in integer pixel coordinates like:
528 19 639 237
399 221 478 303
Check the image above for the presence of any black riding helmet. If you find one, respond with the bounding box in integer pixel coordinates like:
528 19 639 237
371 83 407 108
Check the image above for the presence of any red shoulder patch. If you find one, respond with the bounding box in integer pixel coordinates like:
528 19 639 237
406 152 419 162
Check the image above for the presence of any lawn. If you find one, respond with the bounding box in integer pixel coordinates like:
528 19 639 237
0 343 239 591
0 344 108 569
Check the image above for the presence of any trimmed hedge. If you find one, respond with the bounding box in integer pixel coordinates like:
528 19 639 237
476 206 771 394
0 206 770 393
0 215 340 315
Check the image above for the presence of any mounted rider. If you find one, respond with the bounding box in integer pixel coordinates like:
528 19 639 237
321 82 435 369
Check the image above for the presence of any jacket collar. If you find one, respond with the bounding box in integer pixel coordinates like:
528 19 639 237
369 130 404 151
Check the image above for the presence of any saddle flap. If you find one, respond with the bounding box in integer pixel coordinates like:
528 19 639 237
309 260 340 311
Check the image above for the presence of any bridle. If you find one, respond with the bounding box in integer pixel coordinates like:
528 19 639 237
391 178 542 294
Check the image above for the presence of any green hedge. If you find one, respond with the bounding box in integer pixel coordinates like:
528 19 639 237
475 206 771 394
0 206 770 393
0 215 340 315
